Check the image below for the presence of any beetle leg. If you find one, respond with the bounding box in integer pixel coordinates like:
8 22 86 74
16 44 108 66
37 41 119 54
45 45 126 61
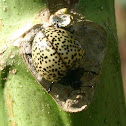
48 82 54 93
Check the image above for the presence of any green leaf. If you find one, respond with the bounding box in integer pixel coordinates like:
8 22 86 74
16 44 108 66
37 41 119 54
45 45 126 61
0 0 46 51
0 0 126 126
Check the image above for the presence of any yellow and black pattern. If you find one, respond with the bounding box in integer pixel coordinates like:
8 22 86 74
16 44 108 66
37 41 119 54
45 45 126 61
32 27 84 82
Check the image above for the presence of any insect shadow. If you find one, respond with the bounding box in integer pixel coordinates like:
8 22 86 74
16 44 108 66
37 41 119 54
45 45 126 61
48 68 97 96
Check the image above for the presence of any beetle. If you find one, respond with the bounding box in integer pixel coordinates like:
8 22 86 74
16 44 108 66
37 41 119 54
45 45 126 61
32 26 84 84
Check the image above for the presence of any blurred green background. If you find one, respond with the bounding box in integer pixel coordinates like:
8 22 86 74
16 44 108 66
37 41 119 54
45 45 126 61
116 0 126 100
